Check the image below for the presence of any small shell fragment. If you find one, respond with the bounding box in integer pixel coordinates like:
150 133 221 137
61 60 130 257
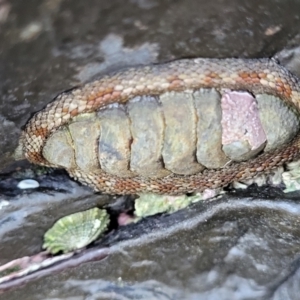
282 161 300 193
43 207 110 254
17 179 39 189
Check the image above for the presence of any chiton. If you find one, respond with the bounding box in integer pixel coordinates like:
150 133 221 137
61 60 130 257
16 58 300 194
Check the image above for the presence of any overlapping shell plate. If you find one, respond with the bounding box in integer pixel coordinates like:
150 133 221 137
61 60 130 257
43 208 110 254
42 89 300 188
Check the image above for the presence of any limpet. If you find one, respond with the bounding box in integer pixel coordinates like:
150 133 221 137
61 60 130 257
43 207 109 254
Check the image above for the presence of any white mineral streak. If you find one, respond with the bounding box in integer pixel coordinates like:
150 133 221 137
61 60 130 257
221 91 267 150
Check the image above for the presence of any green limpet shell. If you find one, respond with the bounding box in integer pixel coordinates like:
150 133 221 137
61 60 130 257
43 207 110 254
134 193 203 219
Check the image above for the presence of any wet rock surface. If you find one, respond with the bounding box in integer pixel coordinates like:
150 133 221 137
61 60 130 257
2 179 300 299
1 0 300 299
